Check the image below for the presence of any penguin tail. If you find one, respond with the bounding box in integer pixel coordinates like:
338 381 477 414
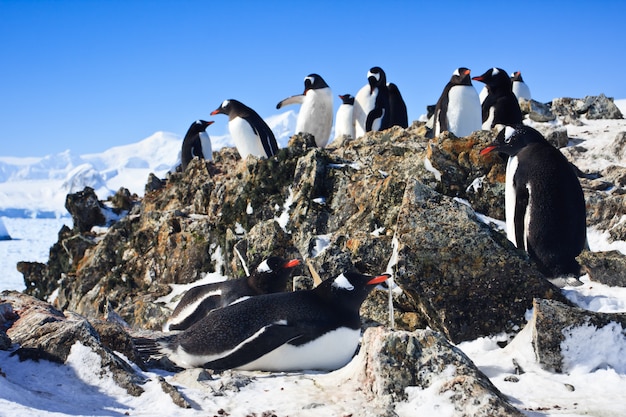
130 331 182 371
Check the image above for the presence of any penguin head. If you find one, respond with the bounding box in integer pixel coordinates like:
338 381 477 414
451 67 473 86
318 271 389 310
480 124 547 157
250 257 301 294
339 94 355 105
367 67 387 93
188 120 214 134
472 67 510 90
303 74 330 94
510 71 524 82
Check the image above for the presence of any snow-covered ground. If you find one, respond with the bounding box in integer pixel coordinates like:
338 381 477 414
1 102 626 416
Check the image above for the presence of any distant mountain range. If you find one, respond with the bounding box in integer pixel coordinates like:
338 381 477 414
0 111 297 218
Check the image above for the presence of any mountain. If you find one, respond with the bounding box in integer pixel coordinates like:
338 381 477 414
0 110 297 218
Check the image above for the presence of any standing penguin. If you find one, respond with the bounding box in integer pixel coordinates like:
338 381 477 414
334 94 355 140
158 271 389 371
480 125 587 277
388 82 409 128
510 71 532 102
211 99 279 159
432 67 482 137
353 67 390 138
276 74 333 148
180 120 214 171
472 68 523 129
165 257 301 331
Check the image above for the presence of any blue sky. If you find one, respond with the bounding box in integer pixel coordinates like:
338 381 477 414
1 0 625 157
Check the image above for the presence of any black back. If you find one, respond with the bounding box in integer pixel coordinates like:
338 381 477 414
388 82 408 128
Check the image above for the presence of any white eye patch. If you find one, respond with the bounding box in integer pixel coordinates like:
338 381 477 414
504 126 516 142
332 273 354 291
257 259 272 273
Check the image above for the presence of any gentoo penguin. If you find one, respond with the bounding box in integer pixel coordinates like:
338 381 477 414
432 67 482 137
276 74 333 148
480 125 586 277
211 99 279 159
165 257 301 331
180 120 214 171
388 82 409 128
510 71 532 102
353 67 390 138
334 94 355 140
472 68 523 129
160 271 389 371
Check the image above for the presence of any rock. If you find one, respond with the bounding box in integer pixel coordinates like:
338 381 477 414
531 298 626 373
393 179 569 343
1 290 145 396
577 250 626 287
65 187 107 233
350 327 525 416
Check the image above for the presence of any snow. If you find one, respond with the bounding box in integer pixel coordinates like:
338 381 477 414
1 102 626 416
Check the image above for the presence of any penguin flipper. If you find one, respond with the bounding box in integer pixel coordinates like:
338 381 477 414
201 323 302 371
276 95 305 109
365 108 384 132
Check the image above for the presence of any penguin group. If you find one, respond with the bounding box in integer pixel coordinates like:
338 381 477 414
158 65 587 373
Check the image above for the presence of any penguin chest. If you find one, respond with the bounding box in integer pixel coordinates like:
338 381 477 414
198 132 213 161
297 88 333 147
237 327 361 372
446 86 481 137
334 105 355 139
229 117 267 159
505 156 531 250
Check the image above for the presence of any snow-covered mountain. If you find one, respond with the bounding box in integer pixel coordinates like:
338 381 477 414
0 111 297 218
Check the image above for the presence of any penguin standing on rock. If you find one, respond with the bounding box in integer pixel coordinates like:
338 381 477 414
180 120 214 171
165 257 301 331
334 94 355 141
472 68 523 129
211 99 279 159
510 71 532 102
276 74 333 148
480 125 587 277
353 67 390 138
158 271 390 371
432 67 482 138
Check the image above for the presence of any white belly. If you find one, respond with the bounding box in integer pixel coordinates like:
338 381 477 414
238 327 361 372
354 85 377 138
446 86 482 137
334 104 355 140
199 132 213 161
229 117 267 159
297 88 333 148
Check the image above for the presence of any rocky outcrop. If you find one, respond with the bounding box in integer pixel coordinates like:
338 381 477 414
531 298 626 373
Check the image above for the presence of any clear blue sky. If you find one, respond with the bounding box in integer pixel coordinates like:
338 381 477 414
1 0 625 157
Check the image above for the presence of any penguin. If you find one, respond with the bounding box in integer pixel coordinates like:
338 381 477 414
510 71 532 102
165 257 301 331
432 67 482 138
353 67 390 138
180 120 214 171
480 125 587 277
276 74 333 148
210 99 279 159
472 68 523 129
159 271 389 371
387 82 409 128
334 94 356 140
